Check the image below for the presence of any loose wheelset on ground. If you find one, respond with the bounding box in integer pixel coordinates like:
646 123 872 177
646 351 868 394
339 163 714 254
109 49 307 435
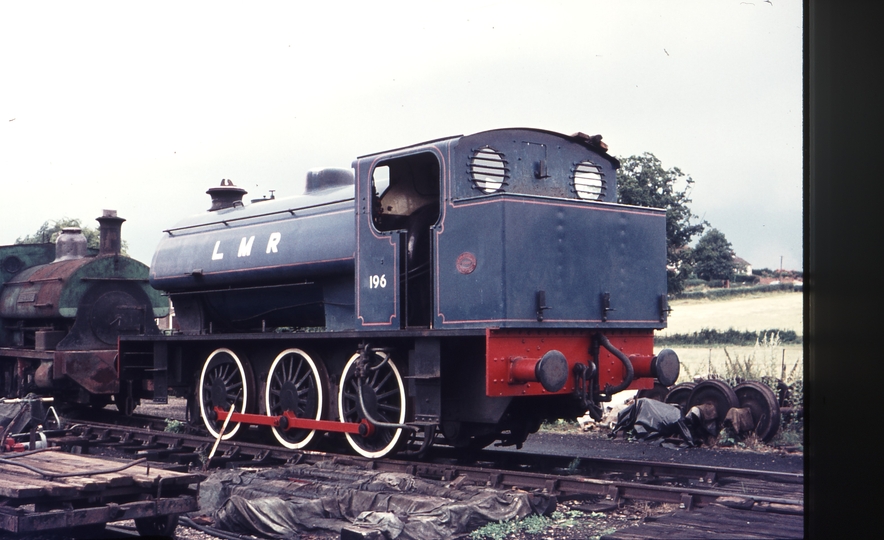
686 379 739 435
734 380 781 442
663 382 696 413
635 382 670 402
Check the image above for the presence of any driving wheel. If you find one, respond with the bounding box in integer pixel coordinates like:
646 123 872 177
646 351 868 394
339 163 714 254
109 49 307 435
265 348 328 449
338 350 410 458
198 348 254 440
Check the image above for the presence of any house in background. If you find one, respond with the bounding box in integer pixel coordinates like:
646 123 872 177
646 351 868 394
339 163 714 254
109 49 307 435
732 256 752 276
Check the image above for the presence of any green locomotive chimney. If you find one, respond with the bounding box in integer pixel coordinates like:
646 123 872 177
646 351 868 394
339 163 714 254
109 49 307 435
96 209 125 256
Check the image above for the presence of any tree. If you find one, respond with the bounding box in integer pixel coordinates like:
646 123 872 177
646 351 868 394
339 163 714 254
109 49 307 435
616 153 706 293
693 228 735 281
15 217 128 255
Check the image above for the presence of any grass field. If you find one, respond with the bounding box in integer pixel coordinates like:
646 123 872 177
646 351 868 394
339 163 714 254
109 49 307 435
660 290 803 336
654 291 804 384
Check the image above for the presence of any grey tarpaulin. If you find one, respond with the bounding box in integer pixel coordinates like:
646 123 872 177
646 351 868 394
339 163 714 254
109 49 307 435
200 461 556 539
609 397 695 444
0 399 33 441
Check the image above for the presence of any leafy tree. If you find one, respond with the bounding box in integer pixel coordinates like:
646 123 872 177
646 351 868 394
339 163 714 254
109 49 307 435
15 217 128 255
693 228 735 281
616 153 706 293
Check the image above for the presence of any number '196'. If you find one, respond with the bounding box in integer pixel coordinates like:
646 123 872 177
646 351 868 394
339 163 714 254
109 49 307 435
369 274 387 289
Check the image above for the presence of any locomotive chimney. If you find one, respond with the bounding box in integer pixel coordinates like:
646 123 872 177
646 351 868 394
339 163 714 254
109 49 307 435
207 179 247 211
96 209 125 256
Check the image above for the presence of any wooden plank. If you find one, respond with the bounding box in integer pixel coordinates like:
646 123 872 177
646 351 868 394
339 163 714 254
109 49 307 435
603 507 804 539
23 452 205 484
604 523 694 539
0 475 81 499
663 507 804 535
0 476 47 498
46 476 109 492
6 451 202 491
22 453 135 488
123 463 205 484
0 463 109 493
0 461 108 499
0 458 89 479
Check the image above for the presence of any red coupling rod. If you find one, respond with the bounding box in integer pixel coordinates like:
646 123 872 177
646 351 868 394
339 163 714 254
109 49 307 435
212 407 375 437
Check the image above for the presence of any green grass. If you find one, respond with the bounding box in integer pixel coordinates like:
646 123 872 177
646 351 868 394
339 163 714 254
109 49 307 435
676 332 802 384
656 327 801 346
469 510 600 540
661 291 802 337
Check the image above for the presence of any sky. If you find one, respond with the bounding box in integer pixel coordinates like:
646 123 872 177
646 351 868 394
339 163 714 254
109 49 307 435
0 1 802 272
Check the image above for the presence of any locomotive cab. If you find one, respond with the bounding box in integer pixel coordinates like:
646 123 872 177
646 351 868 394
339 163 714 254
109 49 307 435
366 152 441 327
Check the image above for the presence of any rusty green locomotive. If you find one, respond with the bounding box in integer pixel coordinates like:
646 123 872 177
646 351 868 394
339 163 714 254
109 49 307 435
0 212 168 410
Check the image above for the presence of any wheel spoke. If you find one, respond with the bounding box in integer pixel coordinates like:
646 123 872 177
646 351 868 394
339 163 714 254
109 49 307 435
374 371 393 391
377 403 401 418
222 367 238 385
278 358 288 381
295 370 312 388
291 358 304 384
376 388 400 401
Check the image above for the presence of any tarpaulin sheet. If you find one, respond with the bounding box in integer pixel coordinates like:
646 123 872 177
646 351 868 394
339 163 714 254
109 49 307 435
0 401 30 439
610 397 695 444
200 461 556 539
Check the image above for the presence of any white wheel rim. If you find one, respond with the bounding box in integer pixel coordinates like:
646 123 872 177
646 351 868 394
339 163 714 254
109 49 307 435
338 351 407 459
199 348 249 440
265 348 324 449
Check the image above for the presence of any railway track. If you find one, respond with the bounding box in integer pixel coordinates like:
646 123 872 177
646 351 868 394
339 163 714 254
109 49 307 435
60 421 802 506
21 411 801 538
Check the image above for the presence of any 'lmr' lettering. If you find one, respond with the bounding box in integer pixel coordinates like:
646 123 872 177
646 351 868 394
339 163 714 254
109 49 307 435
211 232 281 261
267 232 281 253
238 236 255 257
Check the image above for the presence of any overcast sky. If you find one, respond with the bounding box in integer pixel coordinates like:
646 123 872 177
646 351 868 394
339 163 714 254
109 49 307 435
1 1 802 272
